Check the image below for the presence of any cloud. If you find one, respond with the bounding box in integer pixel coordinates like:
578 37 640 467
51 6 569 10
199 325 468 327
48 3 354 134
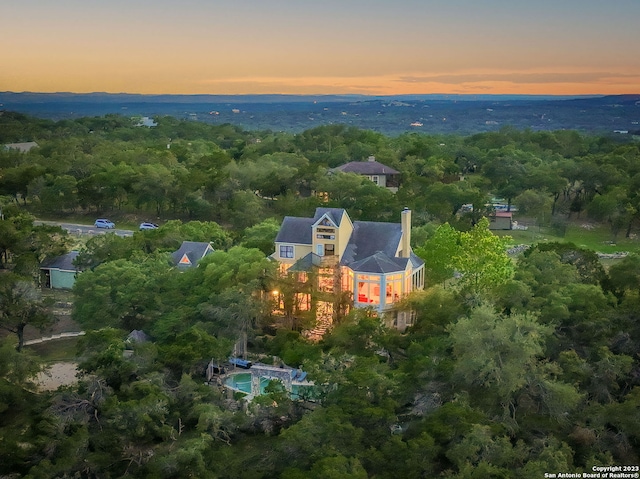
194 75 393 94
397 71 638 85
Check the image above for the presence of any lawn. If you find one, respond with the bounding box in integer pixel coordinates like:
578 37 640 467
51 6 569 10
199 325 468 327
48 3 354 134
26 337 80 362
495 220 640 255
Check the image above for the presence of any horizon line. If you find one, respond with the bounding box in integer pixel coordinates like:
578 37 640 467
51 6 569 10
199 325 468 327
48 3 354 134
2 90 628 98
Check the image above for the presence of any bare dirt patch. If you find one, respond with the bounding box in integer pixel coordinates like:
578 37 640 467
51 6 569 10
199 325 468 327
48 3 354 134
36 362 79 391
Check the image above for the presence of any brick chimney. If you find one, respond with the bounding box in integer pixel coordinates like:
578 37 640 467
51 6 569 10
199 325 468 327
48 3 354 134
401 207 411 258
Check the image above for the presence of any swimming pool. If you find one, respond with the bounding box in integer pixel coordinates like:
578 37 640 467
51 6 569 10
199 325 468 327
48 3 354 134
224 372 318 400
224 373 275 395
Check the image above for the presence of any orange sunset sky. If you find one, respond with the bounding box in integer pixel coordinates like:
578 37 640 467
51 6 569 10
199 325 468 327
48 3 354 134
1 0 639 96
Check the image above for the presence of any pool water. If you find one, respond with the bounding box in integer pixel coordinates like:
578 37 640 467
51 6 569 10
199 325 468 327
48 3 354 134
224 372 317 398
224 373 274 395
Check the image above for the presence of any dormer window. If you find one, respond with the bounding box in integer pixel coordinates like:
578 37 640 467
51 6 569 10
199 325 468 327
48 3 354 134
316 227 335 239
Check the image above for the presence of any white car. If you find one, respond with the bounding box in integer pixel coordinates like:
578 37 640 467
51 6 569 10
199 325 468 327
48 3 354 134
139 222 159 230
94 219 115 229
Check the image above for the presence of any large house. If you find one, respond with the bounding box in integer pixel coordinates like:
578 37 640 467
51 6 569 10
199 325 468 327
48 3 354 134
332 156 400 192
272 207 424 333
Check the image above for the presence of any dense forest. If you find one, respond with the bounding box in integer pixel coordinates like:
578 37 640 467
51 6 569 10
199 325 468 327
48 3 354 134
1 111 640 478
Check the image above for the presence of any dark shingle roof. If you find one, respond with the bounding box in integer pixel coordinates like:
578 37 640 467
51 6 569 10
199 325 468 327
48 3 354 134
171 241 213 267
127 329 150 343
409 251 425 269
333 160 399 176
348 251 407 274
312 208 346 226
41 251 80 271
341 221 402 265
288 253 323 272
275 217 314 244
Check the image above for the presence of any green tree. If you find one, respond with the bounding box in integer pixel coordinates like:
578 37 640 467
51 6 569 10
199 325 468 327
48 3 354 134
455 217 514 293
608 253 640 298
72 257 172 331
0 274 54 351
240 218 280 255
448 303 553 421
415 223 461 286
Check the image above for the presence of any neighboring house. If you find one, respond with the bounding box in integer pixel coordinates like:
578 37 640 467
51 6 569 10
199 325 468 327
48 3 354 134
127 329 150 344
136 117 157 127
3 141 39 153
40 251 80 289
272 207 424 333
489 211 513 230
331 156 400 192
171 241 214 268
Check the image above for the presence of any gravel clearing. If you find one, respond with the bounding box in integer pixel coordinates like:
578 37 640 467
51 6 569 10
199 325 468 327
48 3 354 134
36 362 79 391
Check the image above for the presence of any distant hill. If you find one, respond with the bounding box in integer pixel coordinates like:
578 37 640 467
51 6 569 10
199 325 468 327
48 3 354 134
1 92 638 136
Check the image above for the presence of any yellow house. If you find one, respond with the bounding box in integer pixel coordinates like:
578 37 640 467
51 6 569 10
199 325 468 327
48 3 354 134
272 207 424 333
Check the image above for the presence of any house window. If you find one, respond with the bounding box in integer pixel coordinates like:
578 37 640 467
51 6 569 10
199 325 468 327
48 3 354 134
295 293 311 311
324 244 335 256
280 245 294 258
385 274 403 304
279 263 292 275
341 268 354 292
371 175 379 185
356 274 381 305
318 270 334 293
411 266 424 290
317 227 336 239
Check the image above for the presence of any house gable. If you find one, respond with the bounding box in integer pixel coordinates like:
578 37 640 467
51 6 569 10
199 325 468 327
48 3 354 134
310 208 354 260
171 241 214 268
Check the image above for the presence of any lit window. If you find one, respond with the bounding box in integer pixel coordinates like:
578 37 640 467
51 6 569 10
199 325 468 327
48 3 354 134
356 274 381 305
280 245 294 258
385 274 403 304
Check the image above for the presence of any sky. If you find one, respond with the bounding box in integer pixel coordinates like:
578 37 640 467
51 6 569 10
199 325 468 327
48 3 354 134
2 0 639 96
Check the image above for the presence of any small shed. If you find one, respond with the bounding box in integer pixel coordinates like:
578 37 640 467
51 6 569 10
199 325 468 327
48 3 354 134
40 251 80 289
489 211 513 230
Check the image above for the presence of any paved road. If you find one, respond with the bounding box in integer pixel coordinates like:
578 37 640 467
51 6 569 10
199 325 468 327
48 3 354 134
36 220 134 237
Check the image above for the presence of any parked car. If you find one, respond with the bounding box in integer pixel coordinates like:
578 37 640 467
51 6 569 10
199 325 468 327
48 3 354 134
139 222 159 230
229 358 252 369
94 219 115 229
